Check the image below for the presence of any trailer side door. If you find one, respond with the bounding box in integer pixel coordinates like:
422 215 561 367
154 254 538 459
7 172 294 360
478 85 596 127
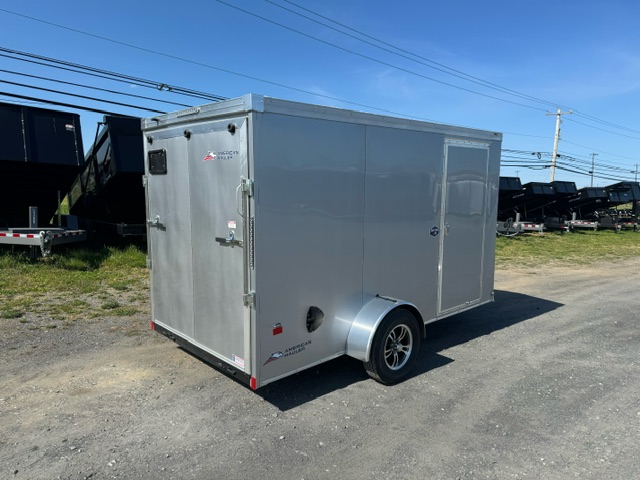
438 140 490 315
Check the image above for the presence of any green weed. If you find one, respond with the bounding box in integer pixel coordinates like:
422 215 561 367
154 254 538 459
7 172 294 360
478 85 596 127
0 309 24 319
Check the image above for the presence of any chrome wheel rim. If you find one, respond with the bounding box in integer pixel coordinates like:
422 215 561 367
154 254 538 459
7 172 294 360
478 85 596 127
383 324 413 371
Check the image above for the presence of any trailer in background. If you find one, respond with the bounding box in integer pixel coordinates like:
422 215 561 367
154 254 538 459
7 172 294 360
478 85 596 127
0 102 86 255
143 94 502 389
68 115 146 236
0 102 85 227
605 182 640 231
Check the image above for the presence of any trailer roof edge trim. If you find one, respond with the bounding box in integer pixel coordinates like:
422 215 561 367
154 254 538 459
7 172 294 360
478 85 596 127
142 94 502 140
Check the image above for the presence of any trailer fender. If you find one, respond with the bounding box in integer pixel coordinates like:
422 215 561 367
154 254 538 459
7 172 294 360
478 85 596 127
346 295 420 363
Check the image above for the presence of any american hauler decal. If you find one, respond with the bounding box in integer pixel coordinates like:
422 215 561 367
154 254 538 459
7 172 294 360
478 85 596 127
203 150 240 162
263 340 311 365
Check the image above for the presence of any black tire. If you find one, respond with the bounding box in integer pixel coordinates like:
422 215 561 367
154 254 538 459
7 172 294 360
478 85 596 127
364 309 421 385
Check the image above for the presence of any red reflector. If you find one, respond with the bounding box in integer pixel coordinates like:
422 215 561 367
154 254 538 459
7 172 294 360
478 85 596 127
150 321 155 330
273 324 283 335
250 377 257 390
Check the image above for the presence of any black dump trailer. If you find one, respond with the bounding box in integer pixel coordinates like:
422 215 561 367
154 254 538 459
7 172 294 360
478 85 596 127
559 187 609 217
541 181 579 230
68 116 145 235
496 180 559 233
517 182 557 221
605 182 640 206
0 102 84 227
603 182 640 230
497 176 525 220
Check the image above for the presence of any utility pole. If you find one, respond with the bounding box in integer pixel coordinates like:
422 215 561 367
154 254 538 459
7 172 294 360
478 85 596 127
590 153 598 187
635 164 638 182
546 108 572 182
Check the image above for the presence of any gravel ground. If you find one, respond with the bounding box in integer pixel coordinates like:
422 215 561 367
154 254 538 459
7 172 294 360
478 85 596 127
1 259 639 480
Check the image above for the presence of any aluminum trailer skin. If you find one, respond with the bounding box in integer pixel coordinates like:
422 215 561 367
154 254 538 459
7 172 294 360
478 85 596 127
142 94 502 389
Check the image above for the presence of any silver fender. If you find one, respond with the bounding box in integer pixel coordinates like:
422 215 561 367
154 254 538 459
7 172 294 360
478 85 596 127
346 296 418 363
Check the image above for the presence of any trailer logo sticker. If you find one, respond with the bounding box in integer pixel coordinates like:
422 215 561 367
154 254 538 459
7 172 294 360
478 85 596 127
430 226 440 237
263 340 312 365
263 351 284 365
203 150 240 162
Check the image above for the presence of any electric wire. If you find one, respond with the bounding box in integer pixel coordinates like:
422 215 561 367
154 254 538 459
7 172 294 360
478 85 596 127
0 68 193 108
2 6 639 142
562 139 640 163
0 91 130 116
565 117 640 141
0 79 167 114
0 48 226 102
0 12 449 120
1 9 639 183
269 0 640 138
269 0 563 110
1 7 638 144
215 0 546 112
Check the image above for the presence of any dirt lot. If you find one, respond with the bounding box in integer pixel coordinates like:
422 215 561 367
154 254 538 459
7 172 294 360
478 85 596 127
1 259 639 480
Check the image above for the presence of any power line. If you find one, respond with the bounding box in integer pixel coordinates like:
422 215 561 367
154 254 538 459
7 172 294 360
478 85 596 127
0 12 448 120
565 117 640 141
0 48 226 102
267 0 640 139
269 0 564 110
2 7 637 145
215 0 547 112
562 139 640 163
0 91 131 116
0 68 192 108
0 79 167 114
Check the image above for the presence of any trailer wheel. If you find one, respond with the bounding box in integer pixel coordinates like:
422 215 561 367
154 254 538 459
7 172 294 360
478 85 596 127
364 309 421 385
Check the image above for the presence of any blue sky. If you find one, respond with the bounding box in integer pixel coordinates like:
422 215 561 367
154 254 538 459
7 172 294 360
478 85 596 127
1 0 639 188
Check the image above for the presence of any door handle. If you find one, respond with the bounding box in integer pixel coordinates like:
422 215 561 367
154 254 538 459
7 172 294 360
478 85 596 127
147 215 165 230
215 231 243 248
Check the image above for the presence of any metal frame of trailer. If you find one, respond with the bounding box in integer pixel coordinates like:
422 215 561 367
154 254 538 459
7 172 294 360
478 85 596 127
0 207 85 257
0 228 86 257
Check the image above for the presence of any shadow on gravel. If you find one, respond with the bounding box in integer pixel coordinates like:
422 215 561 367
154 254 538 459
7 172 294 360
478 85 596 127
259 290 563 410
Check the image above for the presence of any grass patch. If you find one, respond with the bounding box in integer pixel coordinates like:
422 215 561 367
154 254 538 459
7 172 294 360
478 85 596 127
111 307 138 317
496 229 640 267
1 309 24 319
0 241 148 296
101 300 121 310
0 240 148 323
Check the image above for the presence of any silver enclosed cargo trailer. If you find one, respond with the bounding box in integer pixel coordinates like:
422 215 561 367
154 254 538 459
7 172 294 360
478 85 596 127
142 94 501 389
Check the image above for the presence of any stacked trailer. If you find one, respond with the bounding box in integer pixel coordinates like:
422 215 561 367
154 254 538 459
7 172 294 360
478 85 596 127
68 116 146 236
604 182 640 231
496 177 524 235
143 94 502 388
508 182 556 233
0 102 86 255
541 181 578 232
496 180 578 235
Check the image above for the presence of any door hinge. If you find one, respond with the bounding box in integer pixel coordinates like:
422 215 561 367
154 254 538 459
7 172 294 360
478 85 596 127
142 175 148 188
243 292 256 308
241 179 254 197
